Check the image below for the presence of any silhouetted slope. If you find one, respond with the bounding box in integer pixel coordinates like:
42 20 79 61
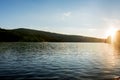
0 28 104 42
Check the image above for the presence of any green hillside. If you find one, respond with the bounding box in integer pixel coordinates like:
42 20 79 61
0 28 104 42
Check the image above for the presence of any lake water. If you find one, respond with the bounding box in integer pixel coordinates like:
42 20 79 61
0 43 120 80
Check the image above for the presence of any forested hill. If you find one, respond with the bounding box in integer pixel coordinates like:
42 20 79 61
0 28 104 42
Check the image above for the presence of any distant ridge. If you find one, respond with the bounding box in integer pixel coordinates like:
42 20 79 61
0 28 104 42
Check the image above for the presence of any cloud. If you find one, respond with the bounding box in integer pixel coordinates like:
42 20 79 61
103 18 120 29
61 12 72 20
88 28 96 31
63 12 71 17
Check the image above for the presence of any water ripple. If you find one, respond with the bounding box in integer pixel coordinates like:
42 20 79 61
0 43 119 80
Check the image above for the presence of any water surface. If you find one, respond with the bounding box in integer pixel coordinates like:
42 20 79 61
0 42 120 80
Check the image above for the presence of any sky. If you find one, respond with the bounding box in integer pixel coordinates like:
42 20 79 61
0 0 120 38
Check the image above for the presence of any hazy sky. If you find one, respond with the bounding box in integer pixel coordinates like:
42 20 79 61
0 0 120 38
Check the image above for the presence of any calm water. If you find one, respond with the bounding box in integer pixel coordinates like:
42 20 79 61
0 43 120 80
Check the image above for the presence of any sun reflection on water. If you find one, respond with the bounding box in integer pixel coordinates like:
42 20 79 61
103 44 118 69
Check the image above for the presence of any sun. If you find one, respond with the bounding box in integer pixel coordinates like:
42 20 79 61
106 27 117 42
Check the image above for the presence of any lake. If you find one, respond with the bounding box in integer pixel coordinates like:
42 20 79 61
0 42 120 80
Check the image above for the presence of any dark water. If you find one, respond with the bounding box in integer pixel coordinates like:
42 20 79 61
0 43 120 80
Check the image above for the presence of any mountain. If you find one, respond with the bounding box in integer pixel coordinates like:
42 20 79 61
0 28 104 42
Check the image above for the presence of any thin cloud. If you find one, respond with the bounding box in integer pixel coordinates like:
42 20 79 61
63 12 71 17
62 12 72 20
88 28 96 31
103 18 120 29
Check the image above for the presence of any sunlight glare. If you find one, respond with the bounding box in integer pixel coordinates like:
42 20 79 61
106 27 117 42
